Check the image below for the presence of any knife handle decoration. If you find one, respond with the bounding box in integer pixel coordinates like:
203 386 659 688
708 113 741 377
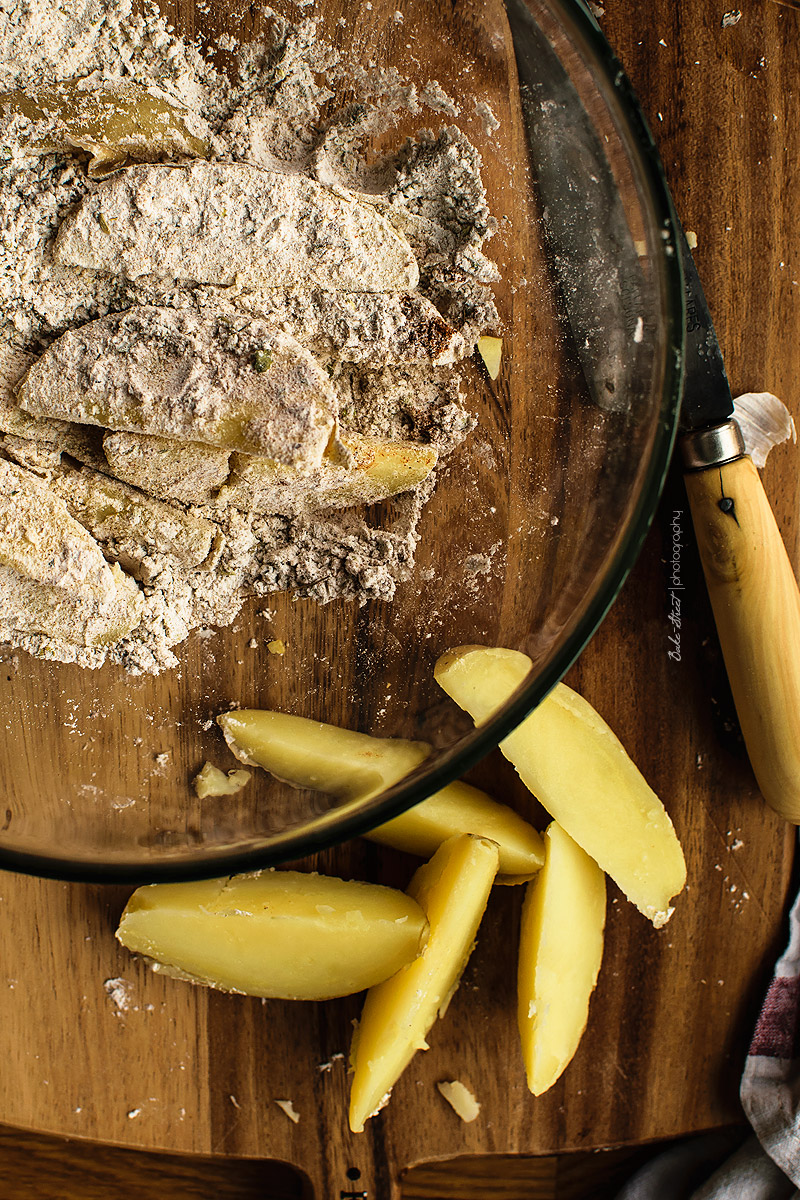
681 420 800 823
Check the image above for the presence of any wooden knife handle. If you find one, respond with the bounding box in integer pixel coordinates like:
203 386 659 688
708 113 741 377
685 455 800 822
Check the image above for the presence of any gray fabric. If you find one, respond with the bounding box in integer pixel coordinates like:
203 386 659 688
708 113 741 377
613 1131 745 1200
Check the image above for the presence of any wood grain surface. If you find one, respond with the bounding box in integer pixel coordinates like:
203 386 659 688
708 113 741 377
1 0 799 1197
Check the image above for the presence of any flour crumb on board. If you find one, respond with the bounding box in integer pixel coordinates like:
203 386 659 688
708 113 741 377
103 976 134 1015
0 0 499 675
474 99 500 135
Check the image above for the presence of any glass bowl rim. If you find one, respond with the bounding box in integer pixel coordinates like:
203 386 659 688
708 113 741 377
0 0 685 884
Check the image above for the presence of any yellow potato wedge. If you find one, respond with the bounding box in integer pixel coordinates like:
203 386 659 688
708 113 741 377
217 709 544 879
348 833 499 1132
218 709 429 799
116 871 428 1001
366 778 542 882
434 645 686 926
518 822 605 1095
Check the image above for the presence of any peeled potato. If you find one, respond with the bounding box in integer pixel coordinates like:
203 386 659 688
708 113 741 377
116 871 428 1001
434 645 686 926
518 822 605 1095
477 335 503 380
349 833 499 1132
218 709 544 879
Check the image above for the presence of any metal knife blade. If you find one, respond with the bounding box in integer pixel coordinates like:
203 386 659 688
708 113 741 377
677 225 735 432
504 0 647 413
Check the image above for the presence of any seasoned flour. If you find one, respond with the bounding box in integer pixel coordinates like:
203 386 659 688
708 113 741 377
0 0 498 673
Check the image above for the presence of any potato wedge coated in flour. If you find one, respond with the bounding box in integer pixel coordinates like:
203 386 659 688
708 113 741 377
48 462 223 575
0 459 143 644
214 434 438 517
0 458 122 596
16 307 338 467
0 341 67 446
0 79 210 177
102 431 231 506
0 563 142 647
53 161 420 292
231 290 465 366
100 430 436 515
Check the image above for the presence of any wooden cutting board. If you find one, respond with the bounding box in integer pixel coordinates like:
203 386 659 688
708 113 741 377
1 1 799 1197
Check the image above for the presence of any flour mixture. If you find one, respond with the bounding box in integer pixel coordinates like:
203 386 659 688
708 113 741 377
0 0 498 673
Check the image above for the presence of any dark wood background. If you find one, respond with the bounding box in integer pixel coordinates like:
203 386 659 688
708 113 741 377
1 0 799 1195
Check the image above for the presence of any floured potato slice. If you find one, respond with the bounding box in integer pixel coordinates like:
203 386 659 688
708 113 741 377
1 433 62 473
0 564 142 647
0 78 210 177
0 458 143 643
53 161 420 291
102 432 231 506
0 342 66 445
215 434 438 517
16 307 338 467
231 290 466 366
48 462 223 575
100 429 435 516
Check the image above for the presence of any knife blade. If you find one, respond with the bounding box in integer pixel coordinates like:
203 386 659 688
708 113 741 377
504 0 649 414
506 0 800 821
676 223 747 468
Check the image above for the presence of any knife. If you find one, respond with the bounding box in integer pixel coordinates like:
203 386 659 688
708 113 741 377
506 0 800 821
677 227 800 822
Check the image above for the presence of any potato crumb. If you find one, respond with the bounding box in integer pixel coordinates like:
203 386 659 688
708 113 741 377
267 639 286 656
192 761 251 798
476 335 503 380
437 1080 480 1122
686 230 698 249
275 1099 300 1124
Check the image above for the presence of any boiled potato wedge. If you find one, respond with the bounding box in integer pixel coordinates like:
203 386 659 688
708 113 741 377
116 871 428 1001
218 709 430 799
366 777 543 882
218 709 543 879
518 822 605 1095
434 645 686 926
349 834 499 1132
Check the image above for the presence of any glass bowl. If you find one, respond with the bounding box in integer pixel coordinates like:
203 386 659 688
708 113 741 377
0 0 683 881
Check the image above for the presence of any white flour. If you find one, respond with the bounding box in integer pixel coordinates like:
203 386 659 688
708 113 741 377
0 0 498 673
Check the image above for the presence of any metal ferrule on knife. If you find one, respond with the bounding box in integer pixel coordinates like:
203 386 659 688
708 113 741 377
679 418 746 471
